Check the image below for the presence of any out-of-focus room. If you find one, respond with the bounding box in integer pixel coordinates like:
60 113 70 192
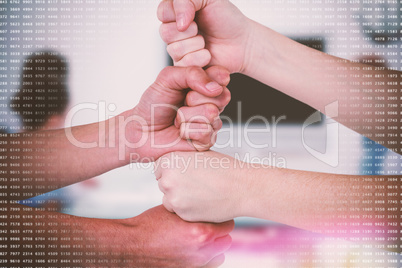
1 0 402 266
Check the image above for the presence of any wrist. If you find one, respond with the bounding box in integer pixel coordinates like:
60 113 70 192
241 21 280 80
236 162 277 219
240 19 259 75
230 158 262 218
115 107 148 163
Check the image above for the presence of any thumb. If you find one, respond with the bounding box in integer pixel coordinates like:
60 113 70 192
174 0 199 31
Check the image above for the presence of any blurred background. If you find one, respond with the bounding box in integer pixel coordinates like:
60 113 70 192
1 0 402 266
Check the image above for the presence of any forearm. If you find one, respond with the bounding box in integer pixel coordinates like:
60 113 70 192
1 203 161 267
1 109 138 200
2 203 101 267
244 166 401 251
243 21 402 153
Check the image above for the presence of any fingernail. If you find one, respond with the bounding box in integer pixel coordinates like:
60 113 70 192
205 82 221 92
177 14 185 30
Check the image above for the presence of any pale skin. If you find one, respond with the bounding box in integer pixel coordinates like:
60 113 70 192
2 66 234 267
156 151 401 252
158 0 402 154
156 0 402 250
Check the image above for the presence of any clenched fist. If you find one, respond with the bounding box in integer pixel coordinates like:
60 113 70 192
128 66 231 161
158 0 253 73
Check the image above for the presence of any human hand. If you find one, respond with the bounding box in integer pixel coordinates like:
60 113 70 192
11 203 233 268
155 151 252 223
127 66 230 162
87 205 234 267
157 0 253 73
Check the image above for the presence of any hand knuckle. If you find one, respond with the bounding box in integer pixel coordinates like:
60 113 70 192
188 21 198 35
170 197 183 211
159 24 169 42
202 130 211 140
193 224 214 244
193 131 208 142
167 42 183 59
156 2 164 21
199 49 212 66
196 35 206 48
205 104 219 120
166 44 175 58
215 119 223 130
159 178 171 191
176 107 187 121
224 89 231 104
162 195 171 207
185 91 196 106
195 144 210 152
175 60 185 67
191 224 205 237
159 66 174 78
187 66 202 78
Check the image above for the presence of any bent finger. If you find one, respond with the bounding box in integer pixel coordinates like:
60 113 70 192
206 220 235 238
167 35 205 62
156 66 223 98
175 49 211 68
173 0 197 31
160 21 198 44
157 0 175 23
205 66 231 87
162 195 175 213
180 122 215 151
175 104 220 128
186 87 231 112
202 254 226 268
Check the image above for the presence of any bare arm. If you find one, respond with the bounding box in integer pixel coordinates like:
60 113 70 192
158 0 402 153
1 111 139 201
2 203 233 267
1 66 231 201
156 151 402 252
243 21 402 153
244 163 401 252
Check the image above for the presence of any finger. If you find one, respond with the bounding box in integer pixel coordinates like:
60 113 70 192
155 66 224 98
200 235 233 266
202 254 226 268
162 195 175 213
175 49 211 68
180 122 216 151
159 21 198 44
198 237 231 268
158 175 175 194
158 179 168 194
208 220 235 237
176 115 222 138
173 0 200 31
175 104 220 129
154 152 176 181
214 235 232 252
167 35 205 62
191 133 217 152
205 66 231 87
157 0 175 23
154 160 163 180
176 112 222 131
186 87 231 112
